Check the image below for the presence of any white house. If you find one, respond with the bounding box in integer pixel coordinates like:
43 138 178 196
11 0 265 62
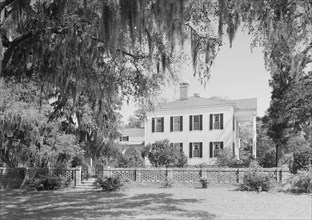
119 128 145 156
145 82 257 165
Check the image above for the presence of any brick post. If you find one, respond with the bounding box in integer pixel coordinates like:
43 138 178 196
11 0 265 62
75 166 82 186
103 167 112 178
167 168 173 180
135 168 141 182
201 168 207 179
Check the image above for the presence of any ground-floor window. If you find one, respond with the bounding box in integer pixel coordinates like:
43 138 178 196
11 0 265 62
189 142 203 158
170 143 183 152
209 142 224 158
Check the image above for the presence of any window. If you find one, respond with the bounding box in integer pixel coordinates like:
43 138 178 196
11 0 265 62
170 116 183 131
189 142 203 158
152 117 164 132
209 113 223 130
189 115 203 131
170 143 183 152
121 136 129 142
209 142 224 158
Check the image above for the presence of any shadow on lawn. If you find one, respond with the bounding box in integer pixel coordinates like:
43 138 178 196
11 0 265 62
0 189 217 220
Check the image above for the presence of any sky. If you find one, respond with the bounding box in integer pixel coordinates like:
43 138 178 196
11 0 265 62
120 30 272 123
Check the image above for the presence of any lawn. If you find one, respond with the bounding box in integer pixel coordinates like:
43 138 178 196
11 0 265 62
0 183 311 220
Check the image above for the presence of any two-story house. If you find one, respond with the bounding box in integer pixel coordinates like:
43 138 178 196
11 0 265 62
145 82 257 165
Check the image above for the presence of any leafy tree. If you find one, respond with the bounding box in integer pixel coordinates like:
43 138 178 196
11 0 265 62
143 139 187 168
0 79 83 167
256 116 276 168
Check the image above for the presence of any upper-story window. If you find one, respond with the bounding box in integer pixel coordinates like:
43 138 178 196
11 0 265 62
209 113 224 130
209 141 224 158
152 117 164 132
189 115 203 131
119 136 129 142
170 116 183 131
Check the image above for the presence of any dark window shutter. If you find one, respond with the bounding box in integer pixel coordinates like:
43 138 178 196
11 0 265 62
233 116 235 131
161 117 164 132
199 142 203 158
220 114 224 129
180 143 183 152
152 118 155 133
189 143 192 158
170 143 173 148
189 115 193 131
232 142 235 156
220 141 224 150
210 114 213 130
209 142 213 158
170 117 173 132
180 116 183 131
200 115 203 130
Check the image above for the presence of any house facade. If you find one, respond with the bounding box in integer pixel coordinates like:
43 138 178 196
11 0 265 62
145 82 257 166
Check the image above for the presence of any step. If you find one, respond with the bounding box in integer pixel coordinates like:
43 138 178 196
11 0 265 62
75 184 96 189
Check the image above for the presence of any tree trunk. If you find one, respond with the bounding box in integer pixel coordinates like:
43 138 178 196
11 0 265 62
276 144 283 167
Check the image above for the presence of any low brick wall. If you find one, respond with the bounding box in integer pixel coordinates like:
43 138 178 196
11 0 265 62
102 167 291 184
0 167 77 189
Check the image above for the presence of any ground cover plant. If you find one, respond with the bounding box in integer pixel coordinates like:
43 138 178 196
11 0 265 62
289 169 312 193
160 177 174 188
93 176 128 192
199 178 210 188
239 167 276 192
25 175 70 191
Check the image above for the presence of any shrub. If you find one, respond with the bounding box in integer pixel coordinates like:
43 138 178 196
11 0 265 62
290 148 312 174
93 176 127 192
239 167 276 192
26 175 69 191
290 169 312 193
199 178 210 188
161 177 174 188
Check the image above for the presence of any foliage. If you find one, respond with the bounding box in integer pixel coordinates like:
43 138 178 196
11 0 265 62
256 116 276 168
117 148 145 168
290 148 312 174
0 79 83 168
216 148 251 168
143 139 188 168
160 177 174 188
93 176 127 192
239 167 276 192
289 169 312 193
199 178 209 188
26 175 69 191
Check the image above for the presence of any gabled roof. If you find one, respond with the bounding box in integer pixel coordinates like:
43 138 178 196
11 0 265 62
154 95 257 111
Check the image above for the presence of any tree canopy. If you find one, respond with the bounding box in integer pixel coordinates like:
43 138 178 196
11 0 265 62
1 0 312 167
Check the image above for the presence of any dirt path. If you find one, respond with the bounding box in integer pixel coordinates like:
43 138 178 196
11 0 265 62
0 185 311 219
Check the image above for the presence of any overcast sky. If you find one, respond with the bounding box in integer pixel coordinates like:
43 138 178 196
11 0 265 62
120 30 272 123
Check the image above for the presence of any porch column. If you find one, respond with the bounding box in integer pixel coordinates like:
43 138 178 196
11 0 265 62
252 117 257 159
235 121 240 160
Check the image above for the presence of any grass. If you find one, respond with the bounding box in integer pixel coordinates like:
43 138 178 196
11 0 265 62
0 183 311 220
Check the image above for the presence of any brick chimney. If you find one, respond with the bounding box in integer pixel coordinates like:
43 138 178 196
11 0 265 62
180 82 189 100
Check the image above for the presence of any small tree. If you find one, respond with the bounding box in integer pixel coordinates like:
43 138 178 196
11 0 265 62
143 139 188 168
